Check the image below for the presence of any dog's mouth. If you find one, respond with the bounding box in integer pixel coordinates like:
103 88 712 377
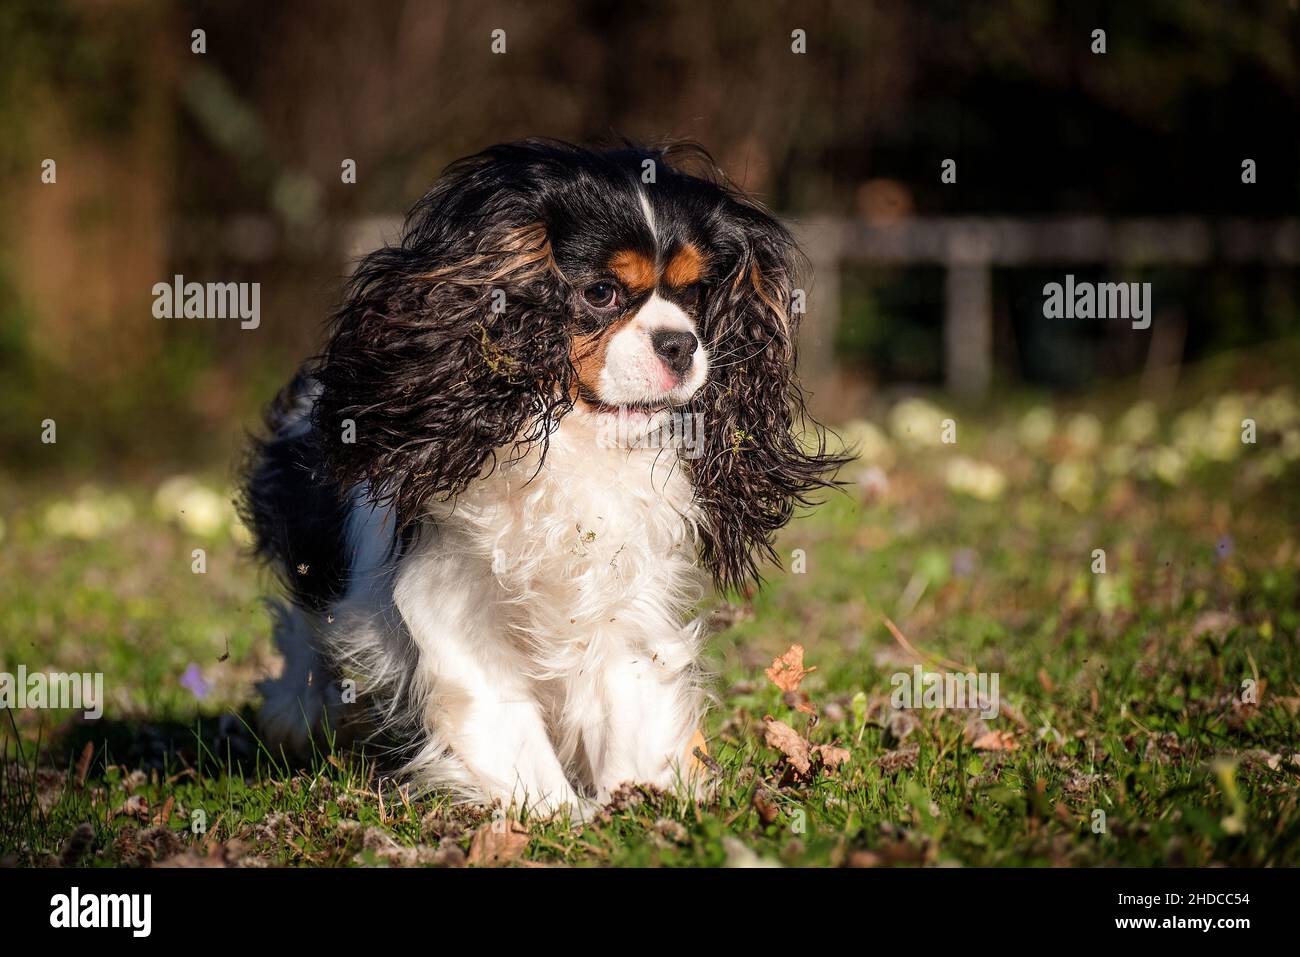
575 388 672 417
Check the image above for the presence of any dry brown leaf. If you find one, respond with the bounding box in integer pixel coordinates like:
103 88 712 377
152 795 175 828
751 789 779 825
75 741 94 787
115 793 150 820
1037 669 1056 694
466 819 530 867
766 644 816 694
763 717 811 774
814 744 852 769
971 729 1020 752
685 727 709 772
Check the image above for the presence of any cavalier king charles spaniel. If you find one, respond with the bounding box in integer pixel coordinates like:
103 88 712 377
241 139 844 816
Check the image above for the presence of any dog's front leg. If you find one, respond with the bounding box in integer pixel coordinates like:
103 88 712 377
582 626 705 802
394 554 583 817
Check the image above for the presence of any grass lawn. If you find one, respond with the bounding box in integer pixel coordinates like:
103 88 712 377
2 348 1299 867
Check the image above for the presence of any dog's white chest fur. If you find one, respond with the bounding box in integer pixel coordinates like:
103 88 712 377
448 415 706 672
263 413 710 813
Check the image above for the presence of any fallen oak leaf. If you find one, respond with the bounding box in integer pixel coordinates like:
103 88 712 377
971 729 1020 752
466 818 530 867
763 716 811 775
814 744 852 769
766 644 816 694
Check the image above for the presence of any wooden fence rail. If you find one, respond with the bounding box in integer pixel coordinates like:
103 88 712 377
329 214 1300 404
793 216 1300 401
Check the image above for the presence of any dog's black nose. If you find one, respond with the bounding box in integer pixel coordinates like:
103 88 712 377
651 329 698 375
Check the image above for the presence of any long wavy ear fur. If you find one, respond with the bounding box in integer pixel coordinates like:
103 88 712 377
684 187 850 595
312 149 574 524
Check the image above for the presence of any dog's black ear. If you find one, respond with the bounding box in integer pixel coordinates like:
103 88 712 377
687 202 849 595
312 150 573 523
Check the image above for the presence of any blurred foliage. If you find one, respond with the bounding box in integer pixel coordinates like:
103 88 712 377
0 0 1297 473
837 267 946 383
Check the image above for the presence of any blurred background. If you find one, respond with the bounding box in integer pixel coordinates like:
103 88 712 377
1 0 1297 477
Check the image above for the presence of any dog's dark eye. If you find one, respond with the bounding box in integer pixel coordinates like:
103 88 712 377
680 283 703 308
582 282 620 311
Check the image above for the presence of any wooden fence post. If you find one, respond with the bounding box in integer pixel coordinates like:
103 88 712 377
944 262 993 400
794 217 844 416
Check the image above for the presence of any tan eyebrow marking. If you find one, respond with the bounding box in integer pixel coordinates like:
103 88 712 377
607 249 656 294
663 243 705 288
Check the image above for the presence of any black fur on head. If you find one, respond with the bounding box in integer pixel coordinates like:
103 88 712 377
312 144 577 518
308 138 847 594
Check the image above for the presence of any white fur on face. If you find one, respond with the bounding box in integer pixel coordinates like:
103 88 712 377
597 293 709 407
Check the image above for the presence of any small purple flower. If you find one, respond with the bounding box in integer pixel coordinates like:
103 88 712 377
180 663 212 700
952 547 978 578
1215 535 1234 562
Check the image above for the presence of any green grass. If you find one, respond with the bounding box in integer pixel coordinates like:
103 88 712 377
2 350 1299 867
